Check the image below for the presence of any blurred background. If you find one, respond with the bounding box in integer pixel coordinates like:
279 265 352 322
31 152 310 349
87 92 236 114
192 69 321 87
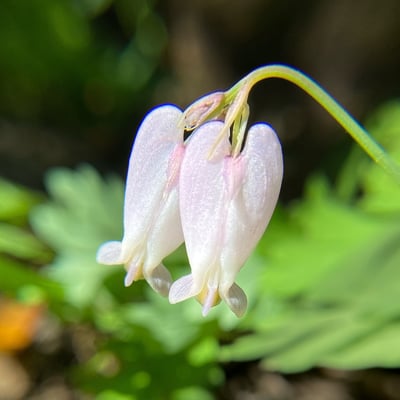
1 0 400 399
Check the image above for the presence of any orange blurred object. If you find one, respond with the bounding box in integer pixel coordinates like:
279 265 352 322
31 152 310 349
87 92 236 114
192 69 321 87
0 298 43 352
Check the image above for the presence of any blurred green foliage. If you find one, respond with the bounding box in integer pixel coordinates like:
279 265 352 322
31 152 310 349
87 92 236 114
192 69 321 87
0 178 61 303
30 166 124 308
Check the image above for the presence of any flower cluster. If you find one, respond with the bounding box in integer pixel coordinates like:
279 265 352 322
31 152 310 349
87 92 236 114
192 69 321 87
97 88 283 317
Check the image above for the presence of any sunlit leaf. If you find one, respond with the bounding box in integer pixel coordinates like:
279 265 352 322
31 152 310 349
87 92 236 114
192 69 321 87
0 177 41 222
30 165 124 307
322 321 400 369
0 222 51 262
0 257 63 300
359 101 400 213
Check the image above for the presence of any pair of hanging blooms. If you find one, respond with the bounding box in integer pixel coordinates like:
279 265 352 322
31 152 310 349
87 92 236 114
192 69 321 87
97 74 283 317
97 64 400 317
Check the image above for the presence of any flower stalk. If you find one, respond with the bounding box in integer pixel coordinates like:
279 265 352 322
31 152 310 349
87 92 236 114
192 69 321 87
224 64 400 184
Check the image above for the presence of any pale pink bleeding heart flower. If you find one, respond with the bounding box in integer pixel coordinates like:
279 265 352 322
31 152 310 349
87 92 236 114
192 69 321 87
96 105 185 296
169 120 283 317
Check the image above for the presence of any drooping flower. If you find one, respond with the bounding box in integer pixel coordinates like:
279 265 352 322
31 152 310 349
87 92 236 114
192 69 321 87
169 120 283 316
96 105 185 296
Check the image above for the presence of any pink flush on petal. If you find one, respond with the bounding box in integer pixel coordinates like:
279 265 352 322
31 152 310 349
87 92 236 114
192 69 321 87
96 105 185 296
169 120 283 317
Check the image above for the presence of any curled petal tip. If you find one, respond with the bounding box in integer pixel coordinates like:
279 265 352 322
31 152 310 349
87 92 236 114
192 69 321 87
96 241 123 265
221 284 248 318
146 264 173 297
168 275 197 304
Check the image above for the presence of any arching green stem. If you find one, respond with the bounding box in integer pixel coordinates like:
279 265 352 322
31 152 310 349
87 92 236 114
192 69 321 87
227 64 400 184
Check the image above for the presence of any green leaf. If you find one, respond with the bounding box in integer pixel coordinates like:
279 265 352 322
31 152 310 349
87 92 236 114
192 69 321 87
96 390 136 400
172 387 215 400
32 164 123 251
221 308 349 366
0 256 62 301
30 164 124 307
254 176 383 300
338 100 400 211
322 321 400 369
0 177 41 222
260 310 379 372
120 289 208 354
0 222 51 262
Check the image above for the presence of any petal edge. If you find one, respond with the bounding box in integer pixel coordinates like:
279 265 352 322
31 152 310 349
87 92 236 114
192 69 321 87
96 241 123 265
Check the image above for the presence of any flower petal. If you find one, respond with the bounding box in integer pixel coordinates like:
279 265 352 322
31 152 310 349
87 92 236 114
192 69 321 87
220 283 247 318
175 120 283 316
168 274 196 304
178 121 230 286
97 104 186 295
220 122 283 281
96 241 123 264
143 145 185 270
120 105 185 264
146 264 173 297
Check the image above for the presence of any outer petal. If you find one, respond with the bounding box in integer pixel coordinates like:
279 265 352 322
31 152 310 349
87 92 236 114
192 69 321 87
121 105 185 262
220 123 283 288
144 144 185 270
97 105 185 294
170 121 283 316
96 241 123 265
174 121 230 294
217 123 282 315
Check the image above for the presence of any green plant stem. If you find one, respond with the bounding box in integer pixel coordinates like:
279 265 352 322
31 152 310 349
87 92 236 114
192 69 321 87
231 64 400 184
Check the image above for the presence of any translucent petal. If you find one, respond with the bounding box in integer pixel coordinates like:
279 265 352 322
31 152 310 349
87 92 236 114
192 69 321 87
178 121 230 283
177 120 283 316
220 122 283 283
96 241 123 264
97 105 186 295
121 105 185 263
144 145 185 270
146 264 173 297
168 274 196 304
220 283 247 318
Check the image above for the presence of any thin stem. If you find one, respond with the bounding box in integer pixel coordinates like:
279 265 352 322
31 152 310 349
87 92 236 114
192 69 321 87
231 64 400 184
